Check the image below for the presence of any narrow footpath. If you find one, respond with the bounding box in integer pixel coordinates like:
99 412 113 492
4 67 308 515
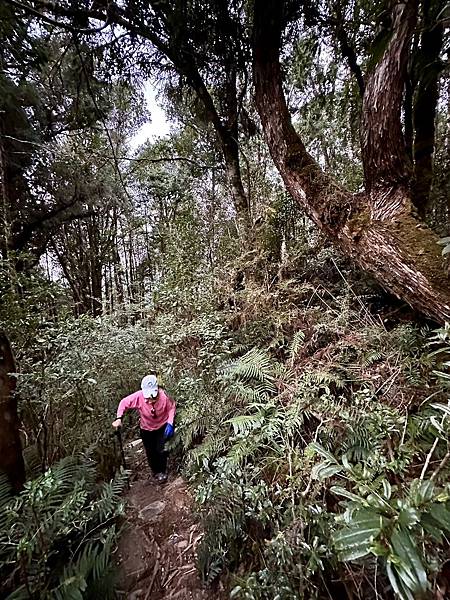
114 439 224 600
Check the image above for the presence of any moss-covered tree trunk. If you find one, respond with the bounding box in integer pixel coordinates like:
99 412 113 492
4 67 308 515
0 332 24 491
253 0 450 323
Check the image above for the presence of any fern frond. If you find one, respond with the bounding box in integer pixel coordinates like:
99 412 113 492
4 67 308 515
301 369 345 390
188 431 228 465
361 349 383 367
222 348 277 390
226 435 262 467
289 330 305 363
225 381 271 404
227 414 264 435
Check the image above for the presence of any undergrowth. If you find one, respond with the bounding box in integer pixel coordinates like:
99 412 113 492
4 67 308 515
3 246 450 599
0 457 127 599
167 261 450 600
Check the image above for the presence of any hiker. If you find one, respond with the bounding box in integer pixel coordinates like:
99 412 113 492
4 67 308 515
112 374 175 483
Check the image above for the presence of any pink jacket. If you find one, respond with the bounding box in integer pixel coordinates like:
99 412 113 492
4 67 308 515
117 389 176 432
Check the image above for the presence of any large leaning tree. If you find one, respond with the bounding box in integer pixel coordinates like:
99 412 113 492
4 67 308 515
253 0 450 323
4 0 450 322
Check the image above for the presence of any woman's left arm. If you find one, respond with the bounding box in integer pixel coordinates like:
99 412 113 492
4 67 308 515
166 393 176 425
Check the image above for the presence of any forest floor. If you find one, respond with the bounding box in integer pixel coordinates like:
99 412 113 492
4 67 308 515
113 439 224 600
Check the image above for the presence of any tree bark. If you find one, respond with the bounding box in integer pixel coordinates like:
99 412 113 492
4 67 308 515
0 332 25 491
360 0 417 193
411 0 444 217
253 0 450 323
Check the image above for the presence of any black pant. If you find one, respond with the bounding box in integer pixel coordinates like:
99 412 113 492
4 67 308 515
140 426 167 475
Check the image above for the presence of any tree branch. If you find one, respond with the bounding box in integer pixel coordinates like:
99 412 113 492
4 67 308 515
9 0 251 227
332 3 365 96
11 193 95 254
3 0 111 34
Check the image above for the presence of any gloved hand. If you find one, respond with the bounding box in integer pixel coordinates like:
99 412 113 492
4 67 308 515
164 423 174 440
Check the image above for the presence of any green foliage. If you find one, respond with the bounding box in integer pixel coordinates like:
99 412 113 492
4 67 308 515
0 257 69 356
166 278 450 600
6 236 449 600
15 315 155 469
2 3 449 599
437 237 450 257
3 230 449 600
0 457 126 599
332 476 450 600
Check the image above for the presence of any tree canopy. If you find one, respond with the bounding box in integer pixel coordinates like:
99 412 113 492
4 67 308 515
1 0 449 321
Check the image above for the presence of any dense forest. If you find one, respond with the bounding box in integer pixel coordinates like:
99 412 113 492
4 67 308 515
1 0 450 598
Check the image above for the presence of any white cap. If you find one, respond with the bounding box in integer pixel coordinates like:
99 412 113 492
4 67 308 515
141 374 158 399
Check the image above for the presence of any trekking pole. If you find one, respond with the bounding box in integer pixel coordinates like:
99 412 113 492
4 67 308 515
115 427 127 469
114 427 130 489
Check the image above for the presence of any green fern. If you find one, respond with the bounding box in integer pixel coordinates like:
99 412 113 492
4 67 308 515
221 348 277 392
361 349 383 367
226 435 263 467
288 330 306 364
301 369 345 391
227 413 266 435
341 421 377 461
188 430 229 465
0 457 125 599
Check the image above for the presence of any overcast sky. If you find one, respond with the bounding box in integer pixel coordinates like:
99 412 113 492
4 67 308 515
131 83 170 149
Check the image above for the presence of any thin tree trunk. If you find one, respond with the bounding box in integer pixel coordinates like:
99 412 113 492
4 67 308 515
0 131 10 261
87 215 102 316
360 0 417 193
121 2 252 233
333 2 365 97
50 238 85 315
183 63 250 234
411 0 444 216
114 245 125 306
253 0 450 323
0 332 25 491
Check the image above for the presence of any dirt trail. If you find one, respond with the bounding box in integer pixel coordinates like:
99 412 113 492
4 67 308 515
114 440 224 600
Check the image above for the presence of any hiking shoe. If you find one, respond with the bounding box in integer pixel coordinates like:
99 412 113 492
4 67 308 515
155 472 168 484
